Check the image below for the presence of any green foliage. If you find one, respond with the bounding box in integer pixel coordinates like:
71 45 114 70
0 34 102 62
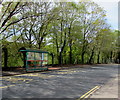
1 1 119 67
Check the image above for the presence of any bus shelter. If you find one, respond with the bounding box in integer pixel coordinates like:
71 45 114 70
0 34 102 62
19 47 48 72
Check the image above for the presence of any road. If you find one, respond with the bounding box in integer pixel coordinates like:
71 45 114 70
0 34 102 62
1 64 119 99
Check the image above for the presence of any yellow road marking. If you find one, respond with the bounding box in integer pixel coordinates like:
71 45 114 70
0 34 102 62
80 86 99 98
77 86 100 100
7 73 55 79
5 77 33 81
11 73 35 76
84 86 100 98
56 70 81 74
59 70 68 71
0 85 15 88
26 82 29 83
1 69 84 80
0 69 82 78
1 77 33 84
9 71 53 77
10 73 55 78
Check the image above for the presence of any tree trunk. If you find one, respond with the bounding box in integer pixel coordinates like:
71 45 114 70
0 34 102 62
38 39 42 49
63 51 67 64
104 58 107 64
97 51 100 64
58 41 66 65
110 51 113 63
68 23 73 64
81 51 85 64
59 52 62 65
117 51 120 63
81 45 85 64
59 31 66 65
38 36 44 49
38 42 41 49
50 53 54 66
2 47 8 68
52 54 54 66
69 42 72 64
0 48 1 69
88 47 95 64
102 56 104 63
81 40 86 64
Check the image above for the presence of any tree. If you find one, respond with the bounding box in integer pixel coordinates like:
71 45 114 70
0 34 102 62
75 1 108 63
1 1 117 67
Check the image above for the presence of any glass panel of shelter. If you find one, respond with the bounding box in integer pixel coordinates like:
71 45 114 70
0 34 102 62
26 52 48 69
27 52 34 68
43 53 48 65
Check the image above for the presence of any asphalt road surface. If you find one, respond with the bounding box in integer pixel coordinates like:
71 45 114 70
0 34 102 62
1 64 118 99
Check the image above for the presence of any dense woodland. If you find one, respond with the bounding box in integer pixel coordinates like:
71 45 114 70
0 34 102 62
0 1 119 68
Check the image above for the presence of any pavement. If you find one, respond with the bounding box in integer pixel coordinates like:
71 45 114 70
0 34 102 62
1 64 119 99
90 75 118 98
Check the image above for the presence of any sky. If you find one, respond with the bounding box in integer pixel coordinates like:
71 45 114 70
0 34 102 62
92 0 118 30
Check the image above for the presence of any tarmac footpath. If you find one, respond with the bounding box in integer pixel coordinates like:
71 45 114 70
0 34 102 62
90 75 119 99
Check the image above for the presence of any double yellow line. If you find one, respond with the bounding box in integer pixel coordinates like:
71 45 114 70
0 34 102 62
0 85 15 88
77 86 101 100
